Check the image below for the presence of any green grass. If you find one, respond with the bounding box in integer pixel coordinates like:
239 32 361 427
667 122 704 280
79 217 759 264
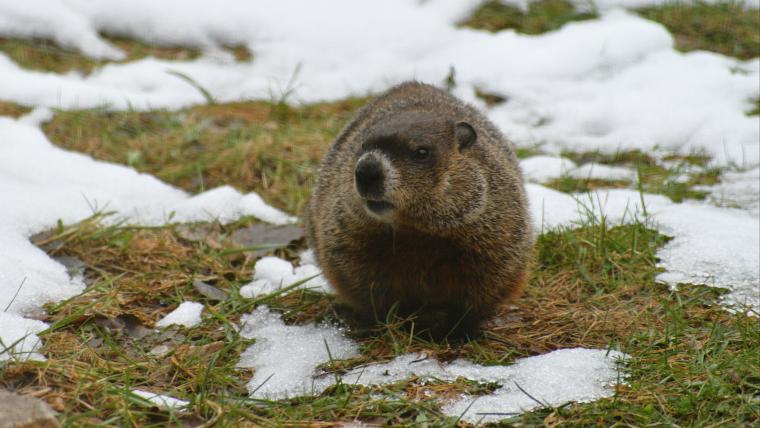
2 206 756 426
461 0 597 34
43 99 366 215
748 97 760 116
637 0 760 60
556 149 722 202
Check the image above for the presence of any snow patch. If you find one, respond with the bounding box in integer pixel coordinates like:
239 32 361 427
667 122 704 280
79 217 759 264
239 256 331 299
0 0 124 60
527 186 760 312
130 389 190 410
156 302 204 328
237 306 359 399
0 115 292 354
0 116 293 317
446 349 623 423
521 155 635 184
521 156 578 183
653 202 759 312
324 349 625 423
572 163 636 182
700 167 760 216
0 312 47 362
236 307 624 421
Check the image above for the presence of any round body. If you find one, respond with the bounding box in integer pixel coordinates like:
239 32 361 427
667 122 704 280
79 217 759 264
305 82 532 338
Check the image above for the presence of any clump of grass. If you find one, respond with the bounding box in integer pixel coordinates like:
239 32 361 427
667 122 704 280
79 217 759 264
560 150 721 202
0 36 200 74
637 0 760 59
43 98 366 214
545 176 630 193
748 97 760 116
461 0 597 34
0 101 31 118
474 87 508 107
514 145 545 159
227 44 253 62
107 36 204 63
561 149 656 167
0 36 253 75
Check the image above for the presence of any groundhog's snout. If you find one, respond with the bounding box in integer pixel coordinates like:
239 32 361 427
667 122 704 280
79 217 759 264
355 154 396 215
355 156 385 199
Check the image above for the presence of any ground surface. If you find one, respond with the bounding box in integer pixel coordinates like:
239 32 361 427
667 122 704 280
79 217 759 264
0 1 758 426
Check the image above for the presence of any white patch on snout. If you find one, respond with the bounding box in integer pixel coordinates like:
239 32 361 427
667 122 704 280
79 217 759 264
356 150 399 198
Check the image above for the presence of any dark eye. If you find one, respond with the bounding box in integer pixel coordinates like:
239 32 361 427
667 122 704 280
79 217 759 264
412 147 430 161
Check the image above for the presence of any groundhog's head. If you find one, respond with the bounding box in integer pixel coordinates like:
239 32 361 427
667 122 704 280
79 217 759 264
352 111 489 233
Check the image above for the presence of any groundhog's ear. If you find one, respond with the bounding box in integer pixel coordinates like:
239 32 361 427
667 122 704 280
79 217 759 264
455 122 476 151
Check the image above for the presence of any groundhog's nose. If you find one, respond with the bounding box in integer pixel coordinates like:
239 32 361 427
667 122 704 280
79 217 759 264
355 158 385 198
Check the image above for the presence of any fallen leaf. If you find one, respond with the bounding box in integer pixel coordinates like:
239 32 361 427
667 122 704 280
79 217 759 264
229 223 303 257
192 280 229 302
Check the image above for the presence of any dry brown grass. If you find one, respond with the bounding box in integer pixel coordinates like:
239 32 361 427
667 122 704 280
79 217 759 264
0 101 31 118
544 177 631 195
0 36 252 75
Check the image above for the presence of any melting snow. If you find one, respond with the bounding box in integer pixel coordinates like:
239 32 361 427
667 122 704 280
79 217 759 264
239 256 332 299
332 349 626 424
155 301 204 328
572 163 636 182
700 167 760 216
521 155 635 184
236 307 624 422
652 202 759 312
0 115 293 315
443 348 625 423
527 186 759 312
237 306 359 399
521 156 579 183
0 312 47 362
130 389 190 410
0 114 292 359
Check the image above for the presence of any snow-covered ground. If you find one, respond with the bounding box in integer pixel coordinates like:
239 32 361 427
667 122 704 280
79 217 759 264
0 1 758 164
238 306 625 424
520 155 636 183
0 0 757 421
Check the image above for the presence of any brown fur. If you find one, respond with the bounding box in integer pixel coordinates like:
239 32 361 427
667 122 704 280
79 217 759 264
304 82 533 338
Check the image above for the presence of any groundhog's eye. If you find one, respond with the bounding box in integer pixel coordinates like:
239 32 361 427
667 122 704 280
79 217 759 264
412 147 431 161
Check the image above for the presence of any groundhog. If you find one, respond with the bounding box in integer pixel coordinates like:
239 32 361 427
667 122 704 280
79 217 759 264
304 81 532 339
